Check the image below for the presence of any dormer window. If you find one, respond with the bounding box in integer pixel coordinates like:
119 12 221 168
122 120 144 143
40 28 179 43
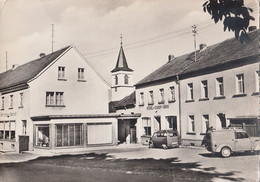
58 66 66 80
124 75 129 84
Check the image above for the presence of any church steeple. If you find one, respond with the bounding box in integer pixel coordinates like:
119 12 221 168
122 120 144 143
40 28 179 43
111 35 133 73
110 34 134 101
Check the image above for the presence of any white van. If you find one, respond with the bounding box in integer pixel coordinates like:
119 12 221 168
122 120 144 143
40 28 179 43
204 128 259 157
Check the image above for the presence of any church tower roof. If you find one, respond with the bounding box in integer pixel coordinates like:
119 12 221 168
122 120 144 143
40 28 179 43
111 35 133 73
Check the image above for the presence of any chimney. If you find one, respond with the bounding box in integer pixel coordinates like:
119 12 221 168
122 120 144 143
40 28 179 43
39 53 46 58
199 44 207 51
12 64 18 70
168 54 174 62
249 26 257 32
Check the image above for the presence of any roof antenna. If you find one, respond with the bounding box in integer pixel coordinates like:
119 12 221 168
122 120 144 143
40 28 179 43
120 34 123 46
51 24 54 53
192 25 197 62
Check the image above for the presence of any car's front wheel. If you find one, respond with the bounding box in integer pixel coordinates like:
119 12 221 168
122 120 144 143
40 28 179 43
221 147 231 158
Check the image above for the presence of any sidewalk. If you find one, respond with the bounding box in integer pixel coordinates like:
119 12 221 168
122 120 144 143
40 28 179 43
0 143 146 164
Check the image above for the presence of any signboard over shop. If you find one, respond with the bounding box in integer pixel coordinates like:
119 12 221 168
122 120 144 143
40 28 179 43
147 105 169 110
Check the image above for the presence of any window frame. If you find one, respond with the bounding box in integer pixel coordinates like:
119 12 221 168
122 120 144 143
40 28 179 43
9 95 13 109
187 83 194 101
216 77 224 96
187 115 195 133
19 93 24 108
148 91 154 105
58 66 66 80
78 68 85 81
236 74 245 94
142 117 151 136
201 115 209 134
158 88 165 104
201 80 208 99
169 86 175 102
139 92 144 106
115 75 118 85
1 97 4 110
124 74 129 84
46 92 65 107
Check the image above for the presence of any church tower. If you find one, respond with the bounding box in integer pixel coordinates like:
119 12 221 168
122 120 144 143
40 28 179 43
111 36 134 101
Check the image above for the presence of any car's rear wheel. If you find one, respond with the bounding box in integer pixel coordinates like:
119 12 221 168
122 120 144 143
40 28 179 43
221 147 231 158
162 144 168 150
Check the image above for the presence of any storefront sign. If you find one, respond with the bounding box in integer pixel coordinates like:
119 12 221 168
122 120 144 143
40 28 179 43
146 105 169 110
0 112 16 117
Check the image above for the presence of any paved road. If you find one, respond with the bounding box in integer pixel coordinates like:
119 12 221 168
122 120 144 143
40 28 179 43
0 146 259 182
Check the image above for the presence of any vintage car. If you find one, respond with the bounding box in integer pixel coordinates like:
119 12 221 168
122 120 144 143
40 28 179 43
203 128 259 157
149 130 180 149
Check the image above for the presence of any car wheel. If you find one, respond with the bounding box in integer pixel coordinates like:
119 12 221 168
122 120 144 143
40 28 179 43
221 147 231 158
162 144 168 150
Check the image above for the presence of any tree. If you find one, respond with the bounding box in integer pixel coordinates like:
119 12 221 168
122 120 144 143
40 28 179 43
203 0 255 43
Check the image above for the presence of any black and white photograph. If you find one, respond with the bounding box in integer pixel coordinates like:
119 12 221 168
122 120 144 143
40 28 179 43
0 0 259 181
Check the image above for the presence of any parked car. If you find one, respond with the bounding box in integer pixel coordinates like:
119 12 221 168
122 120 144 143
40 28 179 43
149 130 180 149
203 128 259 158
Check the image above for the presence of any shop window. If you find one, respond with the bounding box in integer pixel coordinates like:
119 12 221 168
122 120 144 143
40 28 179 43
56 124 83 147
0 121 15 140
58 66 65 79
78 68 85 80
0 121 4 139
142 118 151 136
236 74 245 94
36 125 50 147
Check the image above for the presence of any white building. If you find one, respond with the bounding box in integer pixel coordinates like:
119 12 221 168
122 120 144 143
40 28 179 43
0 45 118 152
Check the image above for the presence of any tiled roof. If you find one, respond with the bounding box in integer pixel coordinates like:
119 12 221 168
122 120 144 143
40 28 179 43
111 46 133 73
0 46 71 91
136 30 259 87
114 91 136 109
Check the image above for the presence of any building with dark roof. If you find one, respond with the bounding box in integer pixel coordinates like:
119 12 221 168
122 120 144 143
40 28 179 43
129 29 259 146
0 45 119 152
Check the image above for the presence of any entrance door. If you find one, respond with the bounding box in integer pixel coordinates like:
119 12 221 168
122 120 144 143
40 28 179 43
130 127 136 143
19 136 29 153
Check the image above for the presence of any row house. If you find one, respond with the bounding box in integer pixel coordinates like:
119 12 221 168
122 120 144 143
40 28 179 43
115 29 259 146
0 45 118 152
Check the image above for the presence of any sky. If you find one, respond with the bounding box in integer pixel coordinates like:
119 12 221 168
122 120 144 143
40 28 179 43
0 0 258 85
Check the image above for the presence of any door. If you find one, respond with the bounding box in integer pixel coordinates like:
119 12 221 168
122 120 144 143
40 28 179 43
87 123 112 145
19 136 29 153
234 132 252 151
130 127 136 143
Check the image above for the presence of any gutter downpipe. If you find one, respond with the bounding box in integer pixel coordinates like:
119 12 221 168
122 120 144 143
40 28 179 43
177 74 182 145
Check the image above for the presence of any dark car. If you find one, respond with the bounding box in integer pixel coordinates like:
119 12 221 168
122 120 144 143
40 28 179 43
149 130 181 149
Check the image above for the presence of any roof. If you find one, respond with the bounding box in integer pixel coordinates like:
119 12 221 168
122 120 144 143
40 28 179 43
136 30 259 87
114 91 136 109
0 46 72 91
111 46 133 73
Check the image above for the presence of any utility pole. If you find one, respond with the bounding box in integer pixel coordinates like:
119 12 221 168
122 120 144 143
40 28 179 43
192 25 197 62
51 24 54 53
5 51 7 71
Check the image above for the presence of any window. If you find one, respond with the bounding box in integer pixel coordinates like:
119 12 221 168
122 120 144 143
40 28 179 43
36 125 50 147
201 80 208 98
124 75 129 84
1 97 4 110
55 92 64 106
158 88 164 103
19 93 23 108
166 116 177 130
142 118 151 136
148 91 154 105
9 95 13 109
202 115 209 133
235 132 249 139
0 121 15 140
56 124 83 147
46 92 54 106
58 66 65 79
216 77 224 96
46 92 64 106
256 71 259 92
187 83 193 100
115 75 118 85
169 86 175 102
139 92 144 106
188 115 195 132
78 68 85 80
236 74 245 94
22 120 27 135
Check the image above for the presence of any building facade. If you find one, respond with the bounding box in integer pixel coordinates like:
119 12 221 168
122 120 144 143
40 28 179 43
0 45 118 152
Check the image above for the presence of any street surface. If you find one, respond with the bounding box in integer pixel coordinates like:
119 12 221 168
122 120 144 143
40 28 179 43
0 146 259 182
